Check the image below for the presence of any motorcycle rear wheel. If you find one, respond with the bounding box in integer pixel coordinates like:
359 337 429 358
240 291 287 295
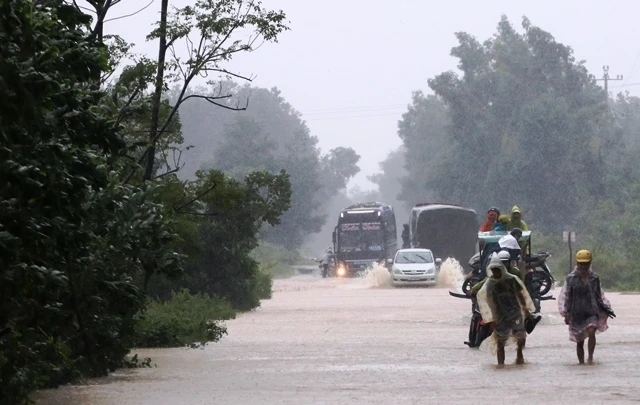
537 271 553 296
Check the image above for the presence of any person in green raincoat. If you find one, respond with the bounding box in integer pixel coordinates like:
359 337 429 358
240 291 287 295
507 206 530 257
507 205 528 231
477 255 536 366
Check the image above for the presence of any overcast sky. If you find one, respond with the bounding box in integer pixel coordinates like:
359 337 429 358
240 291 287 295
93 0 640 190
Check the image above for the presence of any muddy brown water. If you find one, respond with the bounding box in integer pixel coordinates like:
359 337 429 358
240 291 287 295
34 266 640 404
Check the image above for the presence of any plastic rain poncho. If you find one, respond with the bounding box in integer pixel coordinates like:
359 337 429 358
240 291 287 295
558 266 613 342
507 205 529 231
477 255 535 353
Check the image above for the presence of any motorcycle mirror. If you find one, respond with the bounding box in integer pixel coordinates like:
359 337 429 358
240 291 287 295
386 258 393 265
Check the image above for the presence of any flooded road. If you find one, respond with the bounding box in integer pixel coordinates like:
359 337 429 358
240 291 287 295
35 267 640 404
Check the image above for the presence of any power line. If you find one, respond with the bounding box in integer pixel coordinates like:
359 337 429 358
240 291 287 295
301 103 406 114
621 46 640 87
304 111 404 121
609 82 640 89
104 0 155 23
302 106 406 117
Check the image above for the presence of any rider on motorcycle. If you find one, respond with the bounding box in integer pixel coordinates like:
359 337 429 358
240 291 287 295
321 247 334 278
507 205 529 231
479 207 500 232
493 214 510 232
470 251 523 296
498 227 523 262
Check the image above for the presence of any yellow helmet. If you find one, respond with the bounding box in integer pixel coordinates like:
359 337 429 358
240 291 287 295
575 250 592 263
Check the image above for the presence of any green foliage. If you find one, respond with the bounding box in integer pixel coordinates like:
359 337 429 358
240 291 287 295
395 91 451 207
0 2 183 403
132 289 234 348
397 16 607 231
0 1 292 403
251 242 311 279
181 169 292 311
392 16 640 290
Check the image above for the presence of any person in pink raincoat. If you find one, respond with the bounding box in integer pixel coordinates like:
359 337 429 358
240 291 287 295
558 249 616 364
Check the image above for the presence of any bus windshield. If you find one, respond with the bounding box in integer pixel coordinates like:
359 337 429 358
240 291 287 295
338 222 384 251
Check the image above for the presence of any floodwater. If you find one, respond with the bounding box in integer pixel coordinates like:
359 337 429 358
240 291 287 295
34 263 640 404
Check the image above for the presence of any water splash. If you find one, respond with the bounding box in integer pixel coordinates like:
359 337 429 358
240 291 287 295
339 263 392 289
359 263 392 288
437 257 465 288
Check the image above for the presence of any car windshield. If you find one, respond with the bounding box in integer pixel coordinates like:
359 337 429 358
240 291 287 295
395 251 433 264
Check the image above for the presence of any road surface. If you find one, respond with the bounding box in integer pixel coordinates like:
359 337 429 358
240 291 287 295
34 265 640 404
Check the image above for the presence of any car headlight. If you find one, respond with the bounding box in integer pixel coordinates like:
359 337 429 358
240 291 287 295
393 268 401 275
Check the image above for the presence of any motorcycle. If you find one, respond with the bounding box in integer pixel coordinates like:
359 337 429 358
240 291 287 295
455 254 548 348
523 251 555 296
317 259 334 278
462 251 555 298
456 278 542 348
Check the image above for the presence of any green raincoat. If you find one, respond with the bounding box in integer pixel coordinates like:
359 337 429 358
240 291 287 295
507 205 529 231
477 257 535 354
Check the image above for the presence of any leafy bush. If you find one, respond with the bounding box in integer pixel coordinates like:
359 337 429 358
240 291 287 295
251 242 307 279
133 290 235 348
252 270 273 300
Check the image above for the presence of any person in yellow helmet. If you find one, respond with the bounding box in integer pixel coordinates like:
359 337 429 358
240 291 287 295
558 250 616 364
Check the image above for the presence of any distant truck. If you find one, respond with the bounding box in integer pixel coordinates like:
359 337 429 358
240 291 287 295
332 202 398 275
409 203 479 265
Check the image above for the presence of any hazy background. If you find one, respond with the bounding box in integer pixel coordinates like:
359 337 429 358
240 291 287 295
95 0 640 191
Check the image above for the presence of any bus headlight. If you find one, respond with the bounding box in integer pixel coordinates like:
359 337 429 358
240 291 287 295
336 266 347 277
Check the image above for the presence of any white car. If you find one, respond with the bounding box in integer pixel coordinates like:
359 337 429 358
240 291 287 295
388 248 442 287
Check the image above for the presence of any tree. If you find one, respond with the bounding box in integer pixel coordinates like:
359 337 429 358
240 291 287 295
0 1 294 403
410 16 608 231
394 92 450 207
321 147 362 192
0 2 183 403
368 146 411 225
138 0 290 182
194 84 361 249
182 169 292 310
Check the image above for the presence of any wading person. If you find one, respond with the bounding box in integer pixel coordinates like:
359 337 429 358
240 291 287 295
558 250 616 364
477 256 535 366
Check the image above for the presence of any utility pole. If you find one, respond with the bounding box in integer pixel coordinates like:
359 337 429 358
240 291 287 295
596 65 623 100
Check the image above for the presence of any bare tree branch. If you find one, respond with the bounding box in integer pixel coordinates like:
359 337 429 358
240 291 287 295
114 87 141 127
168 44 187 80
104 0 155 23
181 94 248 111
174 211 220 216
172 147 183 170
70 0 95 14
174 182 218 212
155 164 183 180
201 68 255 82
